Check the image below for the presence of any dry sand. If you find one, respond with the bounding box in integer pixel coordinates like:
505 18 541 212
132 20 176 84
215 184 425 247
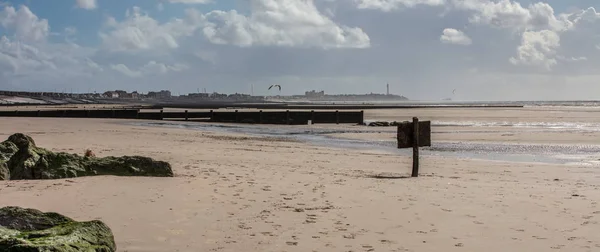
1 107 599 252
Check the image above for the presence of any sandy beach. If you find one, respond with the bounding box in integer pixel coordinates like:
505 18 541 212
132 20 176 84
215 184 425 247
1 107 600 251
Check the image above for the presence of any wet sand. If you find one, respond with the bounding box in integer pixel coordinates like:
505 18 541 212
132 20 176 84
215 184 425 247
1 107 600 251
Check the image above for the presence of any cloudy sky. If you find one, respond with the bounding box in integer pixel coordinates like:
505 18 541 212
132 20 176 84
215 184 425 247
0 0 599 100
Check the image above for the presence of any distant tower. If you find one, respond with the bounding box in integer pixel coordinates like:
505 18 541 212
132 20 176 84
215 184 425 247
386 83 390 96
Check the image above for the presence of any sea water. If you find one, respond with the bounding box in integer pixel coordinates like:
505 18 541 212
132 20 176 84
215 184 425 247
130 119 600 166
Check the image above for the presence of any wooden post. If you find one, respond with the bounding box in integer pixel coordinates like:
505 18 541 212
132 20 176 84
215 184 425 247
259 110 263 124
412 117 419 177
360 110 365 125
336 110 339 124
210 110 214 121
311 110 315 124
235 110 239 123
286 110 290 125
185 110 189 121
160 110 164 120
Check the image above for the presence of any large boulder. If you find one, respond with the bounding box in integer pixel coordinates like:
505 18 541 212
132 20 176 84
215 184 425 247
0 206 116 251
0 163 8 181
0 133 173 180
0 140 18 181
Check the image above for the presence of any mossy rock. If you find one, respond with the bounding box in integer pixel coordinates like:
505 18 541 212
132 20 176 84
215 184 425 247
0 141 18 164
0 162 8 181
6 134 35 149
0 206 116 251
0 141 19 180
0 133 173 180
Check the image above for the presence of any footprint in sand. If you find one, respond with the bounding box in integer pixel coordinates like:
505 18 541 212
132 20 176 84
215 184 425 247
305 214 318 224
343 234 356 239
362 245 375 251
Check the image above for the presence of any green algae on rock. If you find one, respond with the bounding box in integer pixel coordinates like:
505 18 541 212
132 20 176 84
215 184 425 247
0 206 116 252
0 133 173 180
0 140 18 181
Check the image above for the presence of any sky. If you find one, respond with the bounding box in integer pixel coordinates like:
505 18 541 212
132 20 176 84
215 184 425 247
0 0 600 101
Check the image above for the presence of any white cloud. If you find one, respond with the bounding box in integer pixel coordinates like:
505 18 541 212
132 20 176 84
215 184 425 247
76 0 97 10
110 64 142 78
100 1 370 51
557 55 587 62
201 0 370 48
142 61 188 74
99 7 200 52
166 0 212 3
356 0 572 31
111 61 188 78
568 7 600 24
64 27 77 36
0 36 101 80
0 5 49 42
462 1 571 31
440 28 472 45
356 0 445 12
509 30 560 70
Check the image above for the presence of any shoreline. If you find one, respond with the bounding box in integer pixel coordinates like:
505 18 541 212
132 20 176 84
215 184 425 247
130 120 600 166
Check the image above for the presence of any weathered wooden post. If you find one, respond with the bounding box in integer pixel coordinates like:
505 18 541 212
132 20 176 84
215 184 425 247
259 110 263 124
235 110 239 123
397 118 431 178
210 110 214 122
160 110 164 120
360 110 365 125
311 110 315 124
185 110 189 121
286 110 290 125
336 110 340 124
412 117 419 177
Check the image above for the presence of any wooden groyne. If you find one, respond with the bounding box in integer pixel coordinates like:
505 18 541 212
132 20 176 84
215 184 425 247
0 109 364 125
146 103 525 110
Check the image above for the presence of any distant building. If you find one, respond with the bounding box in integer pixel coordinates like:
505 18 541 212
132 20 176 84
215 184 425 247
148 90 171 99
305 90 325 97
115 90 128 97
103 91 119 98
228 93 251 99
210 93 228 99
188 93 210 98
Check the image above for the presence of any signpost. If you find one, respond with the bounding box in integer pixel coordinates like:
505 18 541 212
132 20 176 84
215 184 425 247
397 117 431 177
